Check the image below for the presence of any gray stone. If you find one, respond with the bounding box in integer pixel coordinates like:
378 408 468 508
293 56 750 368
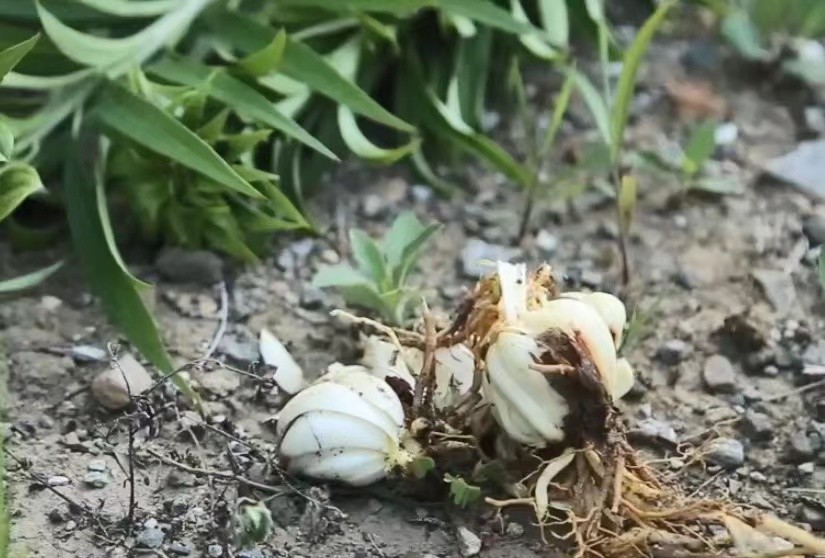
765 139 825 199
91 353 154 411
786 432 818 463
535 230 560 255
460 239 520 278
798 503 825 530
135 520 165 549
798 462 815 474
803 214 825 245
705 437 745 468
69 345 108 363
300 286 326 309
207 544 224 557
237 551 266 558
156 248 222 285
195 367 240 396
87 459 107 472
634 418 678 445
169 496 188 517
457 527 482 557
83 470 108 488
167 543 192 556
411 184 433 204
805 106 825 135
362 194 387 218
703 355 737 393
656 339 690 364
752 269 798 313
505 522 524 537
217 335 259 366
47 475 70 487
743 410 774 442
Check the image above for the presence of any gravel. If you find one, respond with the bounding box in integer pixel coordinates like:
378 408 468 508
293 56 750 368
703 355 737 393
705 438 745 468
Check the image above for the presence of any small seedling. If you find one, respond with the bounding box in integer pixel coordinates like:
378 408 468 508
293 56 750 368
313 211 442 325
444 473 482 507
636 119 740 195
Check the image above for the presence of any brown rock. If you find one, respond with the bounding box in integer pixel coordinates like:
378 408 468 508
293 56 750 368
91 353 154 410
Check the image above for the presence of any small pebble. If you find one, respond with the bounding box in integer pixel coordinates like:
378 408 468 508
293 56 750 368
534 230 560 255
156 248 223 285
47 475 70 487
457 527 482 557
460 239 520 278
702 355 737 393
798 503 825 530
705 438 745 468
83 470 108 488
207 544 224 557
749 471 767 482
167 542 192 556
634 418 678 445
87 460 107 472
798 462 815 475
135 520 165 549
505 522 524 537
786 432 818 463
743 410 774 442
91 353 154 411
656 340 690 365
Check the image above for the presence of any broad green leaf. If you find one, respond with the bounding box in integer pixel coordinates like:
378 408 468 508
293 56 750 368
539 70 574 156
63 134 199 404
36 0 211 76
445 474 481 507
583 0 604 23
610 0 675 164
396 223 442 285
568 69 611 148
150 56 336 160
683 119 717 174
338 105 420 164
721 9 771 61
312 263 370 288
382 212 427 268
440 0 543 37
538 0 568 47
210 12 413 132
512 0 558 60
238 30 287 77
350 229 387 283
0 162 44 223
73 0 178 16
341 284 392 320
0 33 39 84
94 83 264 199
0 260 63 294
0 119 12 162
618 173 637 233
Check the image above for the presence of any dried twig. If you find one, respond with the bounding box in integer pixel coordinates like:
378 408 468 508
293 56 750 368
203 281 229 360
412 302 437 413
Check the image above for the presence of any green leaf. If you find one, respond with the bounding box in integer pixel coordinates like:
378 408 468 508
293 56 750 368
383 211 427 268
197 108 231 143
539 70 574 156
511 0 559 60
610 0 675 164
277 0 432 14
0 33 39 84
396 223 441 286
338 105 420 164
0 260 63 294
440 0 543 37
150 56 337 160
409 456 435 479
819 250 825 295
210 12 414 132
689 176 743 196
72 0 178 17
456 28 492 129
63 133 199 405
0 162 44 223
312 263 369 288
238 30 287 77
0 119 12 162
350 229 387 283
721 9 771 62
35 0 210 76
683 119 716 174
583 0 604 23
538 0 569 48
618 173 637 233
568 68 611 148
93 83 264 199
444 474 481 507
410 147 459 194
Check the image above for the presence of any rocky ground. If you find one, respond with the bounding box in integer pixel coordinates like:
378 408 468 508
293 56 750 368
3 29 825 558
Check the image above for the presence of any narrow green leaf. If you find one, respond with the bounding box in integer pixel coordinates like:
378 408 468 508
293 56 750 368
610 0 675 163
197 108 231 143
583 0 604 23
209 12 414 132
683 119 717 174
312 263 370 288
0 120 12 162
0 33 39 84
63 134 199 404
150 56 337 160
440 0 543 37
721 9 770 61
383 212 427 268
0 162 44 223
618 173 637 233
94 83 264 199
0 260 63 294
277 0 432 14
690 176 743 196
350 229 387 283
72 0 178 17
396 223 441 285
539 70 574 156
512 0 558 60
2 68 93 90
36 0 211 75
338 105 420 164
456 28 492 129
238 30 287 77
538 0 568 47
568 68 611 148
410 147 459 194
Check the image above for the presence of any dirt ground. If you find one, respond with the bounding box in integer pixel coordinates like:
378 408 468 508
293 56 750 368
3 31 825 558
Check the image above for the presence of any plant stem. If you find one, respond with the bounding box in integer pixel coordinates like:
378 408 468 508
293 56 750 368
612 166 631 286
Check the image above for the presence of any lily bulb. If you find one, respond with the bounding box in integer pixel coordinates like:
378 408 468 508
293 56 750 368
360 336 474 409
561 291 627 349
276 368 413 486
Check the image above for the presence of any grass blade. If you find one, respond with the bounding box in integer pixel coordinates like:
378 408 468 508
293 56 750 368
568 68 611 148
238 30 287 77
64 133 199 404
683 119 717 174
610 0 675 163
150 55 337 160
210 12 413 132
0 162 44 222
440 0 543 36
94 83 264 199
538 0 568 48
539 70 574 156
0 33 39 84
338 105 420 164
0 260 63 294
72 0 178 17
